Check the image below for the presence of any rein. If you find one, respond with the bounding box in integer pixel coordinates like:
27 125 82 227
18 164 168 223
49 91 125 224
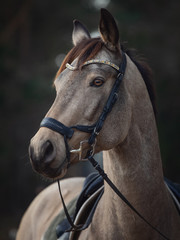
40 52 170 240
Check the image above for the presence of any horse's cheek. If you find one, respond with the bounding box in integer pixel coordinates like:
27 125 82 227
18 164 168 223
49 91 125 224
98 104 131 150
83 95 104 122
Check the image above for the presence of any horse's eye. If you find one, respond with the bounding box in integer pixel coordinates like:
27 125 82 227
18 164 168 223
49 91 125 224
90 78 104 87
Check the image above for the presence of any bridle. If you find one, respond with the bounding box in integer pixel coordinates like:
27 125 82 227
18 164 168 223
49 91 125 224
40 52 170 240
40 52 127 163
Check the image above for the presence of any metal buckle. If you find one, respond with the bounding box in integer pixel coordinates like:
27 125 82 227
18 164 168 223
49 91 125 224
117 72 123 78
93 127 99 136
70 139 96 161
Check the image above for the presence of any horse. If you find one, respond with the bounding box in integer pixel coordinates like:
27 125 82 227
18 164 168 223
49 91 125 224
16 8 180 240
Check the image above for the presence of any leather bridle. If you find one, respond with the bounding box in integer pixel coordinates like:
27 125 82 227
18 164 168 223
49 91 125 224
40 52 170 240
40 51 127 164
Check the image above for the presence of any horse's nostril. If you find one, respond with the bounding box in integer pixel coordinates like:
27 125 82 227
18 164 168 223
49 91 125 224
43 140 56 164
45 140 53 156
29 140 56 168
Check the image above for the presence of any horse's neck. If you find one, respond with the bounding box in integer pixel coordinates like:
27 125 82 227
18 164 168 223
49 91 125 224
103 113 164 199
99 115 167 239
84 111 180 239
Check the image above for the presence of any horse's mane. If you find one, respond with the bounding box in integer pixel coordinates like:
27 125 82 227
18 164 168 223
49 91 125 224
121 45 157 118
56 38 157 118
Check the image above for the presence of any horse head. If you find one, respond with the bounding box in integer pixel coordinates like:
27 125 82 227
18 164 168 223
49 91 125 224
29 9 137 179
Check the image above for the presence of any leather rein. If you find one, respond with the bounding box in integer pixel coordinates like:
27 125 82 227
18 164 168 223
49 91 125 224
40 52 170 240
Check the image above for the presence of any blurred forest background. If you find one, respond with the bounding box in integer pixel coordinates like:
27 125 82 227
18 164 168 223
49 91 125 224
0 0 180 239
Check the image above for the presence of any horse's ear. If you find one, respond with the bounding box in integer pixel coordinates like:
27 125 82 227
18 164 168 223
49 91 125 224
72 20 91 46
99 9 120 50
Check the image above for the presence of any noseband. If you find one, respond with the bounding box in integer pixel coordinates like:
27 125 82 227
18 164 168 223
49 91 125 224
40 52 127 163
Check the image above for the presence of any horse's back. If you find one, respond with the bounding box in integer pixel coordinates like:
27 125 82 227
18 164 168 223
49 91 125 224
16 177 84 240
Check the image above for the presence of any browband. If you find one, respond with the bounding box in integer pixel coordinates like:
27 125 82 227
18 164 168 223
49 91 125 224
66 59 120 71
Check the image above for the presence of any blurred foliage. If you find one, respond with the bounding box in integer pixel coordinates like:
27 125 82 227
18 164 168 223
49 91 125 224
0 0 180 239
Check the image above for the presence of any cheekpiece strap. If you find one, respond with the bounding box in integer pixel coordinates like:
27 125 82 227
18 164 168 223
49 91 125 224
88 52 127 145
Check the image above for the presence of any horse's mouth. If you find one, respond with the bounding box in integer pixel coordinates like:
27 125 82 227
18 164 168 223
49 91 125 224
31 157 68 179
44 166 67 180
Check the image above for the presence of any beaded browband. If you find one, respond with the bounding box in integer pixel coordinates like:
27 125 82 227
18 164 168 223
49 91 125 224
66 59 120 71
